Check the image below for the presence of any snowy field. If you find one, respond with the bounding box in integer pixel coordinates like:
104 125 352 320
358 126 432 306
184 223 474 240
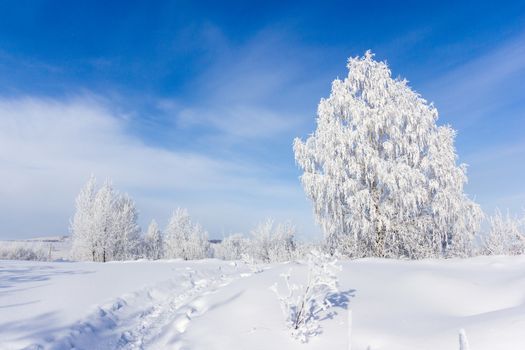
1 256 524 350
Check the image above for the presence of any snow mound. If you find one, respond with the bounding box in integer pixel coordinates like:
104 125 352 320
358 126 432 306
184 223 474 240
1 256 524 349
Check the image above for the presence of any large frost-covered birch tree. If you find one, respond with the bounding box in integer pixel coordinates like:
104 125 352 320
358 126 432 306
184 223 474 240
294 51 482 258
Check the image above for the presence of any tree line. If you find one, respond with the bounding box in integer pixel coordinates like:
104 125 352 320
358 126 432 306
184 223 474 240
70 176 302 262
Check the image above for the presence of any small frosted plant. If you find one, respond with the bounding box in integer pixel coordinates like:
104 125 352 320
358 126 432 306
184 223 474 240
271 250 341 342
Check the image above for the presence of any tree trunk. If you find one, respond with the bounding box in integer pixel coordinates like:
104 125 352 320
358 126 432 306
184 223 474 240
372 186 385 257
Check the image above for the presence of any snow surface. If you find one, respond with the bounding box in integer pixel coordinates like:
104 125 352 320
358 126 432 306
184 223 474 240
1 256 524 349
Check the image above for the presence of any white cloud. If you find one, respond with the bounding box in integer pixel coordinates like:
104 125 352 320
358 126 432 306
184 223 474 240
422 32 525 128
419 31 525 216
177 105 301 139
0 30 334 240
0 97 318 239
160 29 332 146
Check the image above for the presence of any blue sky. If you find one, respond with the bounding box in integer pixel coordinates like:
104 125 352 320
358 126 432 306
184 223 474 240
0 1 524 239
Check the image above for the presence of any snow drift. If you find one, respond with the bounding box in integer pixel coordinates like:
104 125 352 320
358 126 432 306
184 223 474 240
1 256 524 349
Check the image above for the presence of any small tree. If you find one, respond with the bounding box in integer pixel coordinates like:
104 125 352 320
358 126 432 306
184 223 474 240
91 180 116 262
250 219 274 263
250 219 297 263
70 176 97 261
112 194 142 260
70 176 143 262
483 210 525 255
294 51 482 258
164 208 210 260
145 220 164 260
270 221 297 262
213 233 248 260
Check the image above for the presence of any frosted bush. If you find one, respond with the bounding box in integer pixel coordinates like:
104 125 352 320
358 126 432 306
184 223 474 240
0 242 50 261
483 210 525 255
271 250 341 342
213 234 249 260
213 224 310 263
249 219 297 263
293 240 324 260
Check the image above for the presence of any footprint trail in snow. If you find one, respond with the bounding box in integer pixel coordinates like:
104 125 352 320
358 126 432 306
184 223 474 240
42 263 250 350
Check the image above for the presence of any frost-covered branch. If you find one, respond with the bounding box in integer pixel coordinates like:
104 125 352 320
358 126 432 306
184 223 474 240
271 250 341 342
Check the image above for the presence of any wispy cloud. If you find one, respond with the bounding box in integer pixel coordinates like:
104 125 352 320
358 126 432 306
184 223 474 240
177 105 301 139
423 32 525 128
157 28 335 147
0 96 317 239
466 141 525 166
420 31 525 215
0 28 334 240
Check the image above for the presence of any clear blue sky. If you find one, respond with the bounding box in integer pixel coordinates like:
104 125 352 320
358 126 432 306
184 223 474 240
0 0 524 239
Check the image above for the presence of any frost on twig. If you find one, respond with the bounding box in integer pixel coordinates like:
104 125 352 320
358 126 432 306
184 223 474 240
270 250 341 342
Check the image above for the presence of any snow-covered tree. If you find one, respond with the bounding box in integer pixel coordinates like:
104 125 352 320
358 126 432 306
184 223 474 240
293 51 482 258
249 219 275 263
249 219 297 263
213 233 248 260
164 208 210 260
271 250 341 342
70 176 97 261
91 180 116 262
270 221 297 262
112 194 142 260
70 176 142 262
483 210 525 255
145 219 164 260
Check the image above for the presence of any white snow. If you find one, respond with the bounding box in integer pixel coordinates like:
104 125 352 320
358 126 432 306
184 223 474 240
1 256 525 349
